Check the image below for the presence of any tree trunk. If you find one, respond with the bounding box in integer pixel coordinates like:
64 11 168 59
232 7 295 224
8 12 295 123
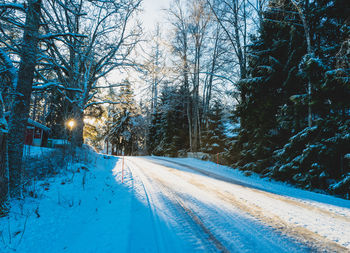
0 133 8 215
290 0 313 127
0 46 16 210
203 26 219 125
183 39 192 152
8 0 42 198
193 40 202 152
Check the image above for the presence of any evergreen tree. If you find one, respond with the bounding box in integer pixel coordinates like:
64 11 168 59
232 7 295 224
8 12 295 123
230 0 350 197
147 110 162 154
201 100 226 154
44 91 69 139
104 80 144 155
147 85 190 156
233 0 306 173
272 0 350 194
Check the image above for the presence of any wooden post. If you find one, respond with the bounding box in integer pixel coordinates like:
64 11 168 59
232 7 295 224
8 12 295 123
122 154 124 183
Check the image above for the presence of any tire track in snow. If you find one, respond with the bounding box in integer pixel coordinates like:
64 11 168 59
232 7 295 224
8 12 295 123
152 157 350 222
130 157 310 253
194 180 348 252
149 157 350 252
126 158 220 252
124 162 162 253
175 201 229 253
141 170 230 253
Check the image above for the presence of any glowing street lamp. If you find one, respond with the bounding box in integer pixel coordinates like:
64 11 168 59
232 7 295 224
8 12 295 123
66 119 76 146
67 119 76 131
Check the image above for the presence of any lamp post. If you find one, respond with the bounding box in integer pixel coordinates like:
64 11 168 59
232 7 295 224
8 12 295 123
66 119 76 143
66 119 76 141
66 119 76 165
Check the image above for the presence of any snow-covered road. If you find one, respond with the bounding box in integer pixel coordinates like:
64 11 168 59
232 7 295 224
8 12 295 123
2 153 350 252
123 157 350 252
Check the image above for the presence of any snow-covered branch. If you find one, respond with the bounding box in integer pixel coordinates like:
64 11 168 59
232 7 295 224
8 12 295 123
0 3 26 12
39 33 88 40
32 82 83 93
0 48 18 92
0 48 17 79
93 83 128 89
84 100 126 109
199 71 236 85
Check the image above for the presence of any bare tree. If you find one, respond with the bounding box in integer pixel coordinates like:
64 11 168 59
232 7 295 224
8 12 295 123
202 23 221 126
168 0 193 150
205 0 268 110
3 0 42 198
40 0 142 146
188 0 210 151
142 23 168 115
0 0 141 198
207 0 248 80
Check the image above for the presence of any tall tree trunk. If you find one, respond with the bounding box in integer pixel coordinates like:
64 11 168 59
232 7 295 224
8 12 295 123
0 50 14 209
183 41 192 152
290 0 313 127
0 92 8 211
192 57 199 152
152 37 160 115
8 0 42 198
203 26 219 125
0 132 8 215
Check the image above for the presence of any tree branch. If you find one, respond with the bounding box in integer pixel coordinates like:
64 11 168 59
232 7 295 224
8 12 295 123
0 3 26 12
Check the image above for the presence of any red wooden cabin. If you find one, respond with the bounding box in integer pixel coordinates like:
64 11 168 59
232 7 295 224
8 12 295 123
5 112 50 147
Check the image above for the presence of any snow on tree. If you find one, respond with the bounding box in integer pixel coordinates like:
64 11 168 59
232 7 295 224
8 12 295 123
104 80 145 155
201 100 226 154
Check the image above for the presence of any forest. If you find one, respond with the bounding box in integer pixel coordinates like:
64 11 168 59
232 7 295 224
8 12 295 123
0 0 349 215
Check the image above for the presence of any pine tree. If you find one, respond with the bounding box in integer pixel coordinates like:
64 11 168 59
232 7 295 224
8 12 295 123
201 100 226 154
233 0 306 173
44 91 69 139
104 80 143 155
231 0 350 197
147 110 162 154
147 85 190 156
272 0 350 194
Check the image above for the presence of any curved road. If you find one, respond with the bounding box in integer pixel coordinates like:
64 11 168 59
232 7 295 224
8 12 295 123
121 157 350 252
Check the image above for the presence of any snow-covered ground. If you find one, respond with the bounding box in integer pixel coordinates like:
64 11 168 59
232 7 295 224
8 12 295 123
22 145 55 157
146 158 350 252
1 151 131 253
1 152 349 252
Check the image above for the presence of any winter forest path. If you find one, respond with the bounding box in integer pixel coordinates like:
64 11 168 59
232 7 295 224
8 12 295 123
124 157 350 252
1 154 350 252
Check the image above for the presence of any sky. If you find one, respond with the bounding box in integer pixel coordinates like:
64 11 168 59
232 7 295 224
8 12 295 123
118 0 173 104
106 0 172 102
139 0 172 33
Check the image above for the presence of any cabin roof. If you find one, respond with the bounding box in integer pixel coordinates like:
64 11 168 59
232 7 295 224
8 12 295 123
4 112 50 132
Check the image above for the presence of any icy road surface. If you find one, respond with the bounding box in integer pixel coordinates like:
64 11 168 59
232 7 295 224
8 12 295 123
123 157 350 252
2 153 350 252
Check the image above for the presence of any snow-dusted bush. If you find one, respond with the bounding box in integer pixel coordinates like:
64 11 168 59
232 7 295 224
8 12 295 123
330 174 350 199
22 146 97 197
272 119 350 196
23 148 66 180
